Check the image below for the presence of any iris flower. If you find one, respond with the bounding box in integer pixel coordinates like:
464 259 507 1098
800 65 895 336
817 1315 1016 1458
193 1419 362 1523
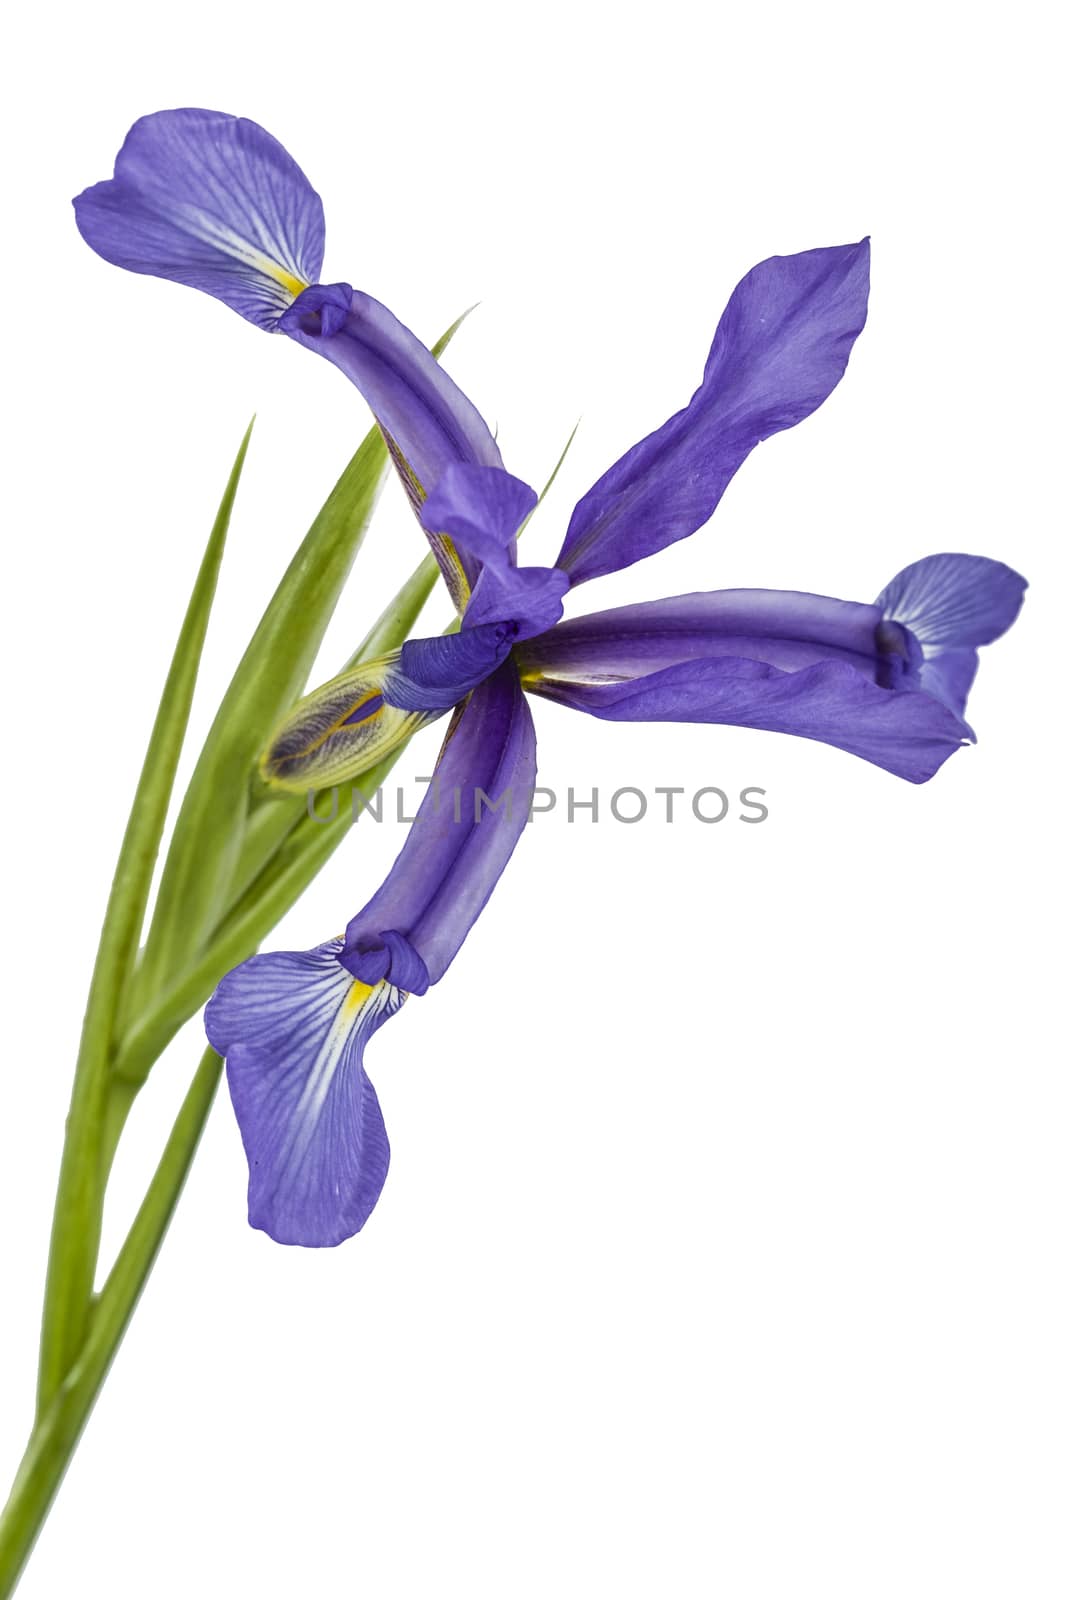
77 111 1025 1246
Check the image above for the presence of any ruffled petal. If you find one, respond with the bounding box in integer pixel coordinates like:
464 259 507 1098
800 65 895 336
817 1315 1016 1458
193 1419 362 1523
342 661 535 985
524 652 971 783
463 562 571 635
74 109 324 330
556 241 871 585
205 940 403 1247
279 288 503 610
876 553 1027 648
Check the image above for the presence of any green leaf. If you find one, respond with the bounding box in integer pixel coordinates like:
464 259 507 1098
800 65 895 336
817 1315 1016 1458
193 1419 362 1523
35 421 253 1418
129 427 389 1012
1 1050 223 1598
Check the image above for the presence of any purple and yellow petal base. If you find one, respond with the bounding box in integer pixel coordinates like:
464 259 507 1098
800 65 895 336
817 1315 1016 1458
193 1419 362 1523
205 942 403 1247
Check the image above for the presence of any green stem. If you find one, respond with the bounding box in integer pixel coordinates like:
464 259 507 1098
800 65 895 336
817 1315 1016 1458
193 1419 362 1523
35 425 252 1419
0 1050 222 1599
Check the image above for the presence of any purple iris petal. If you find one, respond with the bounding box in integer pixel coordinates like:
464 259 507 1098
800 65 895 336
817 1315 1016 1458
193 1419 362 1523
875 554 1026 717
556 241 871 585
526 652 968 783
387 623 519 712
520 589 889 680
518 587 972 781
342 661 535 987
204 941 402 1247
876 553 1027 647
389 567 571 713
74 109 324 330
913 648 979 718
279 287 502 608
463 562 571 634
417 463 570 633
421 463 537 573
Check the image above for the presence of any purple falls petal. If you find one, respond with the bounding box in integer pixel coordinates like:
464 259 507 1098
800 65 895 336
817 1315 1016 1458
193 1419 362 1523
205 940 402 1247
876 554 1026 718
876 553 1027 647
914 647 979 718
556 240 871 585
74 109 325 330
342 660 535 986
279 287 502 610
524 652 970 783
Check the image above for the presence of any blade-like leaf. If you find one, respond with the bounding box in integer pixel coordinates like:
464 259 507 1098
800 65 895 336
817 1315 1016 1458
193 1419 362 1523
36 421 252 1417
1 1049 223 1598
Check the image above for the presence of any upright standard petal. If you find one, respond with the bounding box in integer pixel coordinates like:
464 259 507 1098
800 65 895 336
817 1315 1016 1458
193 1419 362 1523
876 553 1027 648
279 289 503 609
556 241 871 585
205 941 403 1247
74 109 325 329
876 553 1027 717
342 660 536 989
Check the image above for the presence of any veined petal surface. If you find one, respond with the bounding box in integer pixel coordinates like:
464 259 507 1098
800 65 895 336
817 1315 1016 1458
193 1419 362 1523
205 940 403 1246
557 241 871 584
74 109 324 329
876 553 1026 717
876 553 1027 648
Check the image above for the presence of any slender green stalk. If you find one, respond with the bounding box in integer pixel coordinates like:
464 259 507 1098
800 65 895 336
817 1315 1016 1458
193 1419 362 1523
35 423 253 1419
130 427 389 1012
0 1050 222 1598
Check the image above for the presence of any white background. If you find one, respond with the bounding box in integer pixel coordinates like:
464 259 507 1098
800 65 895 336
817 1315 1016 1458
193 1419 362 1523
1 3 1062 1596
